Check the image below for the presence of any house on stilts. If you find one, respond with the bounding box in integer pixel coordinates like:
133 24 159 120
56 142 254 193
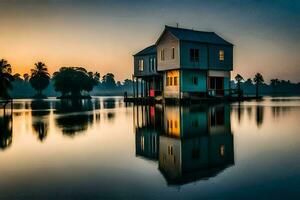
132 25 234 102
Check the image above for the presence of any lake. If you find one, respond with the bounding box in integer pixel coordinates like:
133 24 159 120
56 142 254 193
0 97 299 199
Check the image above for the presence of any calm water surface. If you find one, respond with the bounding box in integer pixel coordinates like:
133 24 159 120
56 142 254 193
0 97 299 199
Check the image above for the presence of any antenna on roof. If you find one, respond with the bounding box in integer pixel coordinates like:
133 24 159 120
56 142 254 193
176 23 179 28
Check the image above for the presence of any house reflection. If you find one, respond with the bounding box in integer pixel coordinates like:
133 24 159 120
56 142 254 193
134 104 234 185
135 106 163 161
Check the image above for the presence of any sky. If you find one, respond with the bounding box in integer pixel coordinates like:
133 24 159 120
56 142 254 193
0 0 299 82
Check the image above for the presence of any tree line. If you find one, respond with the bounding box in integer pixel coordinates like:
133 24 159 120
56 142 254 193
0 59 134 99
234 73 300 96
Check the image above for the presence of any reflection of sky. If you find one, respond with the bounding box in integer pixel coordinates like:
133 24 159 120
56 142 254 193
0 0 299 82
0 97 299 198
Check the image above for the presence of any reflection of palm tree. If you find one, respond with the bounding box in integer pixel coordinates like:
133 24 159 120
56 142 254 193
30 100 50 142
30 62 50 97
0 115 13 150
32 121 48 142
235 74 244 97
253 73 264 98
0 59 14 99
255 106 264 127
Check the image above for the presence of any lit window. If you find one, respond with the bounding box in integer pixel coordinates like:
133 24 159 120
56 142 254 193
138 59 144 71
174 77 178 86
220 145 225 156
168 145 173 155
190 49 199 62
219 50 224 61
141 136 145 151
161 49 165 61
172 47 175 59
192 76 198 85
174 120 178 128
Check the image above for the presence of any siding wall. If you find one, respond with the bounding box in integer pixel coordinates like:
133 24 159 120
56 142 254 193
180 41 208 69
208 45 233 71
134 54 157 77
181 70 207 93
157 31 180 71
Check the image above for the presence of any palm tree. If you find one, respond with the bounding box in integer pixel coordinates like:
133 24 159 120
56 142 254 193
235 74 244 97
23 73 30 82
253 73 264 98
30 62 50 97
0 59 14 99
270 78 280 95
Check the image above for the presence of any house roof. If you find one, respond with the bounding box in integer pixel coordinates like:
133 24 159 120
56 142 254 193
157 25 233 46
134 45 156 56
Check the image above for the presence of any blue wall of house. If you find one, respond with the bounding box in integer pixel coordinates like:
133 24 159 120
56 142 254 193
134 54 157 77
179 41 233 71
180 70 207 93
180 41 208 69
208 45 233 71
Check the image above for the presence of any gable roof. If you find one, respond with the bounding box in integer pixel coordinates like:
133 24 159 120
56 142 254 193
156 25 233 46
134 45 156 56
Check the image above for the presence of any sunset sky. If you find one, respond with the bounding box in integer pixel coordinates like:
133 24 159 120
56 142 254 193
0 0 299 82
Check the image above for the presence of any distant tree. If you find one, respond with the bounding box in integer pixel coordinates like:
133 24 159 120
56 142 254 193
52 67 99 98
23 73 30 82
102 73 116 89
94 72 100 82
270 78 280 95
13 73 23 82
245 78 252 85
0 59 14 99
116 81 122 88
253 73 264 98
235 74 244 97
30 62 50 97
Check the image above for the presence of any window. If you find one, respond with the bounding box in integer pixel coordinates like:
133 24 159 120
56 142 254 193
152 58 156 71
149 57 156 71
166 77 169 86
149 58 152 71
170 77 173 86
138 59 144 71
161 49 165 61
174 77 178 86
172 47 175 59
168 145 173 155
190 49 199 62
192 76 198 85
219 50 224 61
192 148 200 159
192 120 199 127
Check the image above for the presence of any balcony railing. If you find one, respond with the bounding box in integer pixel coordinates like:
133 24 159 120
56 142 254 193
207 89 240 97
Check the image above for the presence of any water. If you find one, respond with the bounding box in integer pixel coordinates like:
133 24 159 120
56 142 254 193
0 97 299 199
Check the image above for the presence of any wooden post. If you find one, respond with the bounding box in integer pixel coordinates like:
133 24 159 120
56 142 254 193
141 79 144 98
136 77 139 98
